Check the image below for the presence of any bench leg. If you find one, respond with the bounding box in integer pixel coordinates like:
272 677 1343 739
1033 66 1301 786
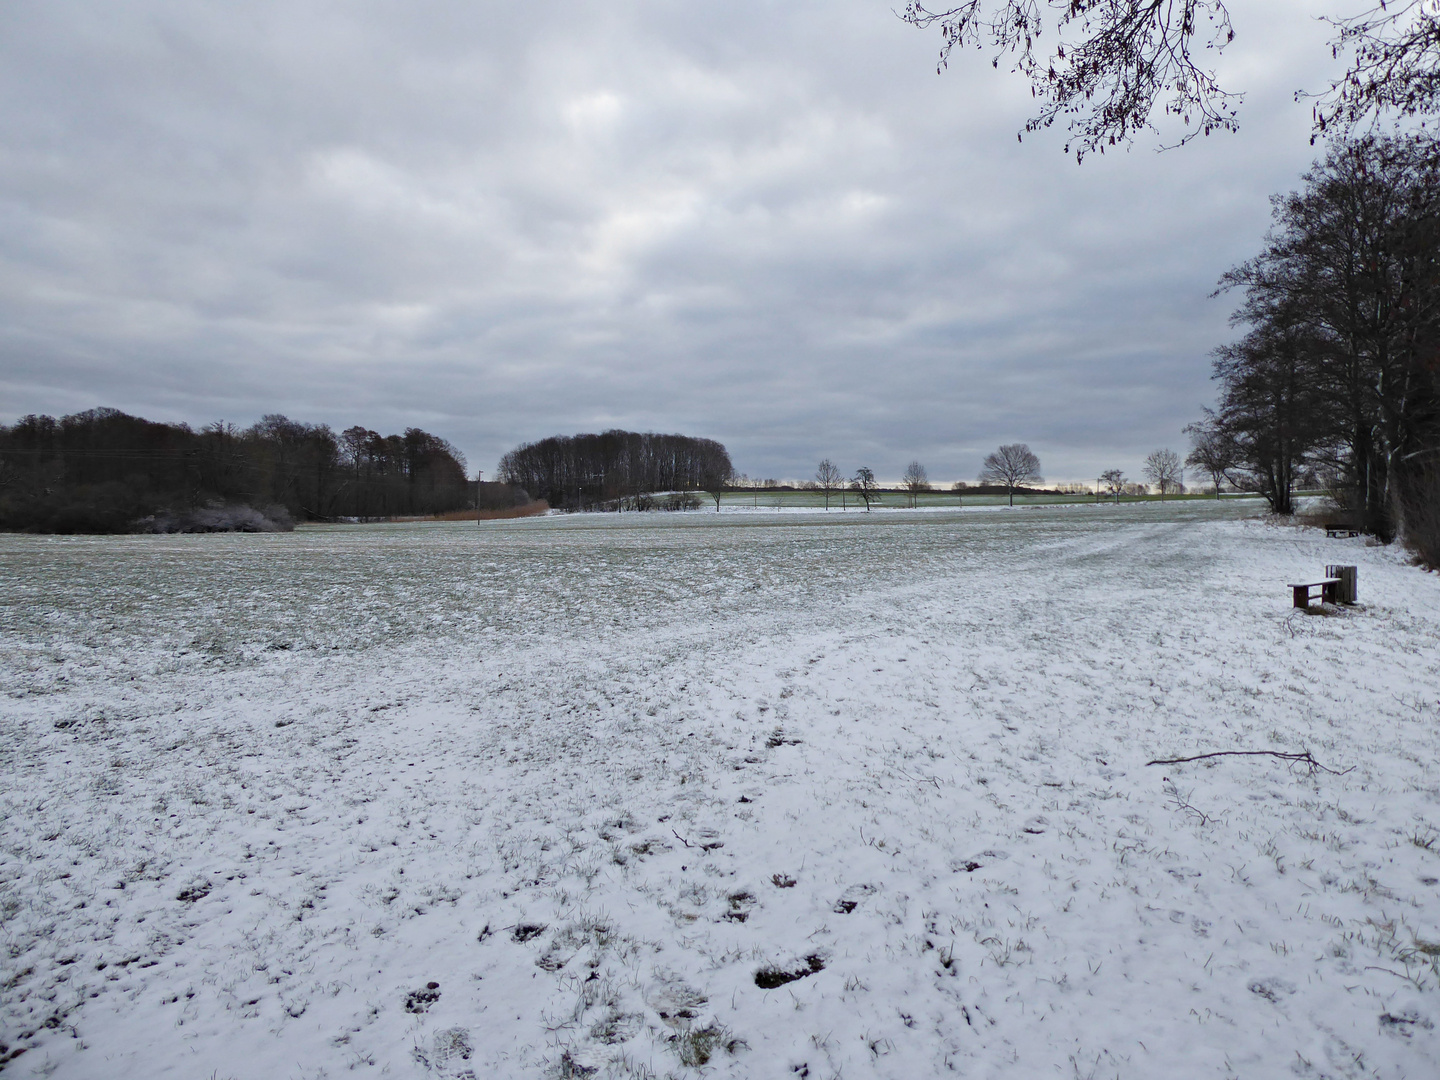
1293 585 1308 608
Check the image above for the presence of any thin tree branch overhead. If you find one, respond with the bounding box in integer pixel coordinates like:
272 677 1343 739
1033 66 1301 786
903 0 1440 158
902 0 1239 160
1316 0 1440 133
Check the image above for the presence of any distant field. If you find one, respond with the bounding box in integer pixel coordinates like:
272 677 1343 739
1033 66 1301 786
716 489 1275 510
2 500 1437 1079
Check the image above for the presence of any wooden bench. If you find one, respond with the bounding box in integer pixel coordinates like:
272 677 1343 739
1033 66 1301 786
1324 523 1360 538
1289 578 1340 608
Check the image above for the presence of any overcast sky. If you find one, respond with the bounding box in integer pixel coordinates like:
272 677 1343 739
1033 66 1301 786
0 1 1357 483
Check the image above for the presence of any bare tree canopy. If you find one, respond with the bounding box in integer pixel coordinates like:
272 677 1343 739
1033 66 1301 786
1099 468 1127 503
703 460 735 511
901 460 930 507
1184 415 1235 498
1209 317 1321 516
1144 448 1184 496
497 430 733 512
979 443 1042 505
1321 1 1440 132
851 466 881 510
815 458 844 510
903 0 1440 159
1209 135 1440 534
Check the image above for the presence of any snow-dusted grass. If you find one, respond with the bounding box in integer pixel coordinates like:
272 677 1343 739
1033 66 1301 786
2 502 1439 1079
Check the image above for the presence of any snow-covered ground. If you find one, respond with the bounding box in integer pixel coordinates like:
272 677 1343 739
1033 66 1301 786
3 502 1439 1079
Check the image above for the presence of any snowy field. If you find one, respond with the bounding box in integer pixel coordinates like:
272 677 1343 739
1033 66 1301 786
3 502 1440 1079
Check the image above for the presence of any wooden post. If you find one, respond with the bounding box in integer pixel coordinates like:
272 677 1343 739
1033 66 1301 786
1325 564 1357 604
1292 584 1309 609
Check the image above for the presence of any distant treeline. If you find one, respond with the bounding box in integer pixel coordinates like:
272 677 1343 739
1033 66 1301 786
497 430 733 511
0 408 473 533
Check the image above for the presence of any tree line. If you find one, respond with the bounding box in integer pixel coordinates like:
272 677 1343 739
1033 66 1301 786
811 444 1047 508
495 430 734 511
821 444 1186 507
818 445 1206 509
0 408 471 532
1189 135 1440 563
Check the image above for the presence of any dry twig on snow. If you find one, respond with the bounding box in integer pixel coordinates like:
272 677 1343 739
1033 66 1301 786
1145 749 1352 775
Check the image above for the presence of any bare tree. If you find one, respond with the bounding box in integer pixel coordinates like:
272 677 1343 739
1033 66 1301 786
1207 319 1320 516
1099 468 1127 504
815 458 843 510
1212 136 1440 533
901 460 930 508
902 1 1440 159
851 466 881 511
1144 448 1184 497
1184 415 1235 499
979 443 1042 506
702 456 734 512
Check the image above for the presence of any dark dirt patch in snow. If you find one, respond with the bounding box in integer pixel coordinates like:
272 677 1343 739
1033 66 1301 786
833 884 875 913
404 982 441 1013
754 955 825 989
724 891 755 922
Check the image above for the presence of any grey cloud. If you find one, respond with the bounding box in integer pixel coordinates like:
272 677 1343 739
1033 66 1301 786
0 0 1350 483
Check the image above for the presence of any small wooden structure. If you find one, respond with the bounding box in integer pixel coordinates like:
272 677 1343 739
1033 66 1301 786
1288 565 1357 608
1289 578 1340 608
1324 523 1360 538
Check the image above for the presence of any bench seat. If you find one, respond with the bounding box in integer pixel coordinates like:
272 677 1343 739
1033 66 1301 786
1289 578 1340 607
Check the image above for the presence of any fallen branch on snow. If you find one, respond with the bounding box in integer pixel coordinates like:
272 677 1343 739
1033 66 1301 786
1145 749 1352 776
893 767 941 790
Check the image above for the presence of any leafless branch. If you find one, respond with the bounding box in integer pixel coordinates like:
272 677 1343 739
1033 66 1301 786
1146 749 1352 775
1310 0 1440 135
901 0 1240 160
1161 777 1215 825
903 1 1440 157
